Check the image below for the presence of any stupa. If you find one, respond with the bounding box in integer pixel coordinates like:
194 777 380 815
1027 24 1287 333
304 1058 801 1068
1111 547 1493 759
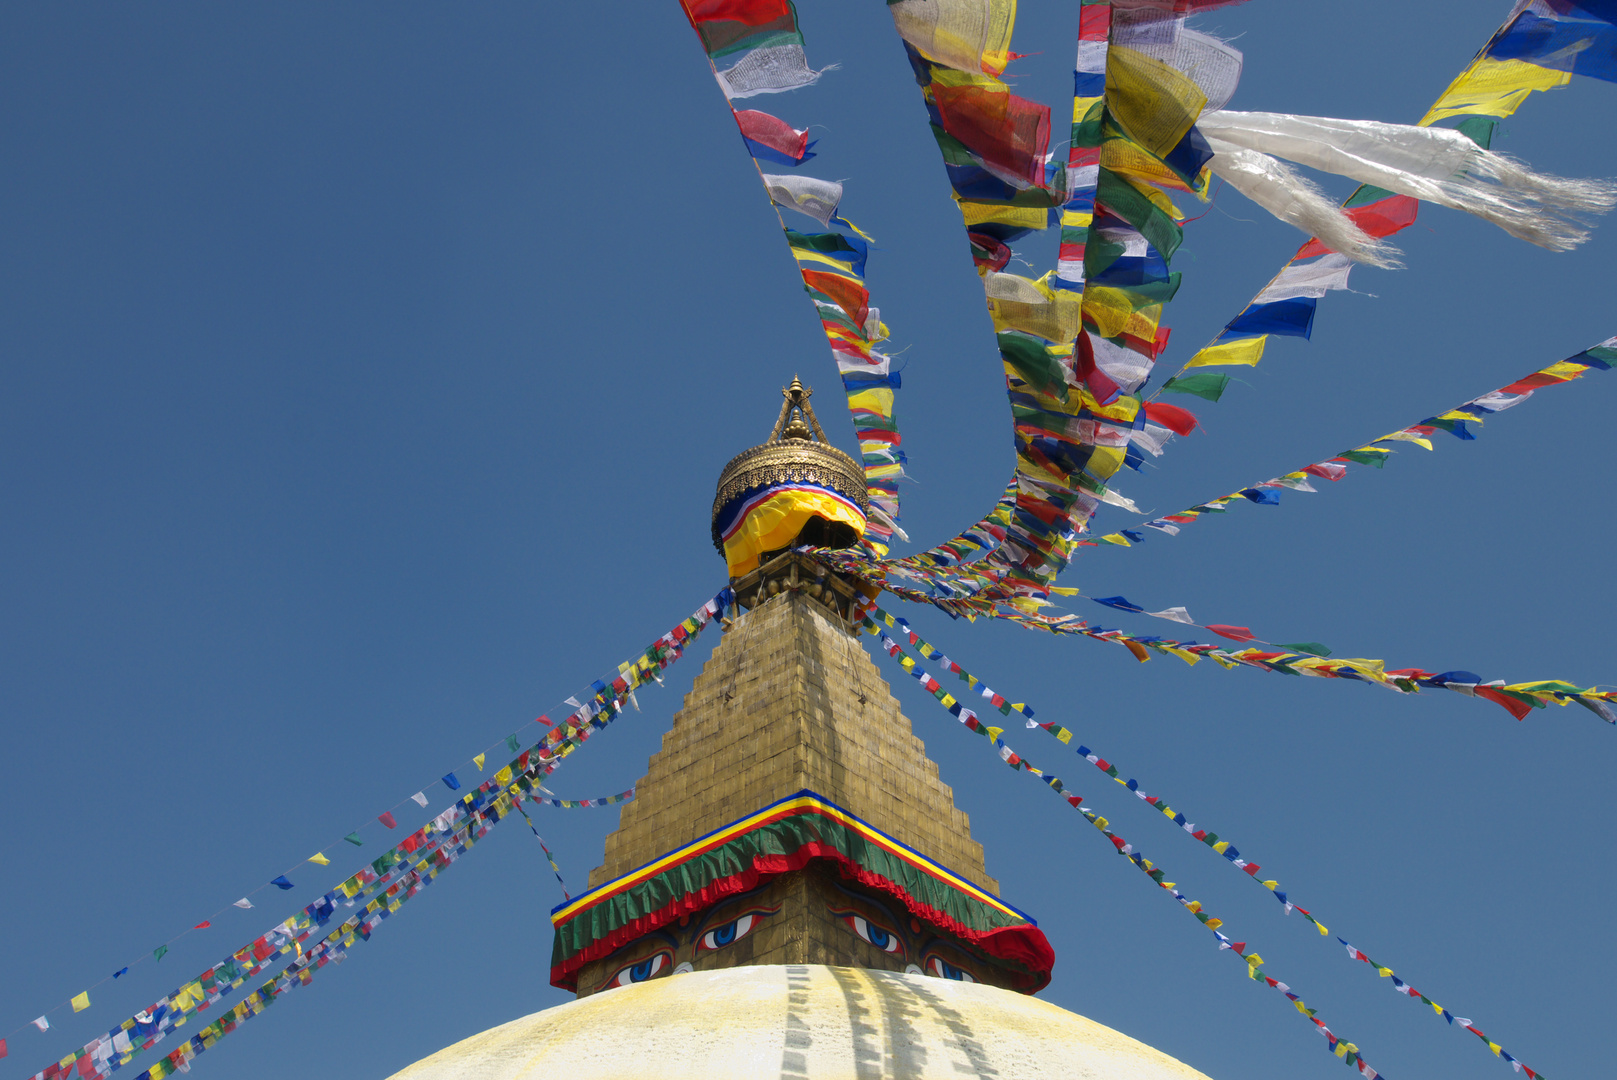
386 382 1216 1080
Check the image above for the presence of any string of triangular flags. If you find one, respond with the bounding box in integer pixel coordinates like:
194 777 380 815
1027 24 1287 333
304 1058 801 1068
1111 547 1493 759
6 591 731 1080
861 603 1542 1078
514 802 571 901
1101 337 1613 544
856 575 1616 724
858 609 1389 1079
526 787 635 810
674 0 907 554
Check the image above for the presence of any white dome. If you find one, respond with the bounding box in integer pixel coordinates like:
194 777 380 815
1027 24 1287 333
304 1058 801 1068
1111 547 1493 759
387 964 1216 1080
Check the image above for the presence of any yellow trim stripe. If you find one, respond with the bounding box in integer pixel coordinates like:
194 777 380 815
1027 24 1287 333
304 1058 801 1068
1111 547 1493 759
551 792 1024 926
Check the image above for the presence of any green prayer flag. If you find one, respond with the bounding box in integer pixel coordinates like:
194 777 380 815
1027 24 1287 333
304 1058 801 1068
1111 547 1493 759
1343 183 1399 209
154 945 168 962
1162 373 1229 401
1096 169 1183 259
1337 449 1389 466
1280 642 1333 657
997 332 1069 401
344 832 364 847
1456 116 1496 149
505 734 520 753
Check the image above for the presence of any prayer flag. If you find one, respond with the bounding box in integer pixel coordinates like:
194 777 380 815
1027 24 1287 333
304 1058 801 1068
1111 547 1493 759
474 754 486 771
31 1017 48 1032
193 920 210 929
410 792 429 807
344 833 363 846
72 992 91 1012
154 945 169 961
234 898 253 909
271 876 294 890
308 852 331 865
113 967 128 978
442 773 461 791
378 812 397 829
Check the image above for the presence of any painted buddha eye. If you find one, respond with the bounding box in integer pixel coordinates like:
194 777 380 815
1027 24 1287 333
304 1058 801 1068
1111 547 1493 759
836 912 903 955
606 951 670 989
700 913 758 950
927 957 977 983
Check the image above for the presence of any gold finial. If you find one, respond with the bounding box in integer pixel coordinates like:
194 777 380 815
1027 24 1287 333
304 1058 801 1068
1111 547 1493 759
769 375 828 443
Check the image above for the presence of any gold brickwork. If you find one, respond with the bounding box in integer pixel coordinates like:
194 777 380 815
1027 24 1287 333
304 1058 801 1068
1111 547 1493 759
589 591 996 894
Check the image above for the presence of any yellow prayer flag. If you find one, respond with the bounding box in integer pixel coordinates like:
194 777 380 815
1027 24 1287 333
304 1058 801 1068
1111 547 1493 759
72 991 91 1012
986 727 1004 741
1185 336 1266 368
1377 967 1394 977
494 765 513 787
956 198 1049 231
308 852 330 866
1099 533 1133 547
1205 917 1222 929
1377 430 1434 450
473 754 486 771
1419 57 1570 126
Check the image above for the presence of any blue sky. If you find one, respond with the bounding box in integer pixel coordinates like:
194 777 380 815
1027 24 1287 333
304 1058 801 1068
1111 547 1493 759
2 3 1614 1078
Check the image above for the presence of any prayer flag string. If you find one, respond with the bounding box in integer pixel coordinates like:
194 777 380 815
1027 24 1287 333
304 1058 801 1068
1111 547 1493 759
860 603 1542 1078
13 591 731 1080
674 0 907 555
859 612 1389 1079
515 802 571 902
1104 337 1614 545
852 583 1616 724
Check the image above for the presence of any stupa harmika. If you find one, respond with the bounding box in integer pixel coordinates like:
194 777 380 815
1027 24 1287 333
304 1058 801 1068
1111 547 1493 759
387 383 1214 1080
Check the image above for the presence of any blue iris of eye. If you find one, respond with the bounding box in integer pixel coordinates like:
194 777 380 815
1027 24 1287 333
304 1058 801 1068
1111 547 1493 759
711 921 737 947
866 924 891 950
630 959 655 982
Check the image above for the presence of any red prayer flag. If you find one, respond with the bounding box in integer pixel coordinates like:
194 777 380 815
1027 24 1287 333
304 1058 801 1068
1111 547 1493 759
1295 195 1419 260
1302 462 1348 481
1142 401 1199 436
194 921 211 929
1207 624 1258 643
733 108 810 162
1476 686 1535 720
378 811 398 829
1500 369 1578 394
683 0 790 23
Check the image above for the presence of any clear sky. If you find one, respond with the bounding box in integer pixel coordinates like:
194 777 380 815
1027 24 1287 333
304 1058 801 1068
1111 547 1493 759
2 3 1613 1079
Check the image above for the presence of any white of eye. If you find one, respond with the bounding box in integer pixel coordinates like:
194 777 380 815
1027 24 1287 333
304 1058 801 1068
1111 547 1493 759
927 957 976 982
700 913 757 950
850 915 900 953
610 952 667 987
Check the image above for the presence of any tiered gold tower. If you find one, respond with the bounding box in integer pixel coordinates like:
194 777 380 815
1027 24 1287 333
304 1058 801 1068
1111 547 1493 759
386 383 1218 1080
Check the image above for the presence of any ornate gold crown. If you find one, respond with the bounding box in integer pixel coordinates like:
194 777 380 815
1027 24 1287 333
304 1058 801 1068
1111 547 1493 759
711 377 869 551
